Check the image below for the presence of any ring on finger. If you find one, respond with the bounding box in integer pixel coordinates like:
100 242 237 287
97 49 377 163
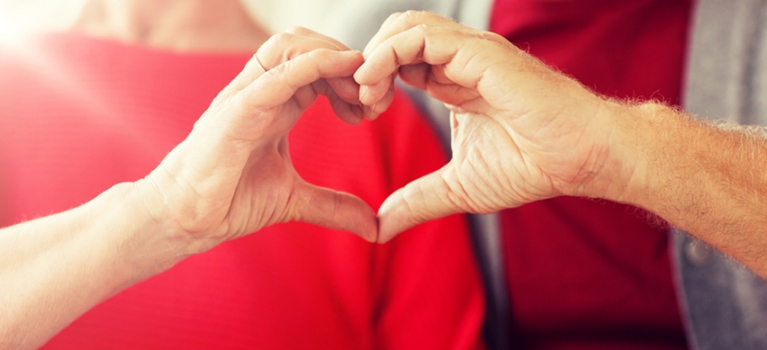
254 53 267 74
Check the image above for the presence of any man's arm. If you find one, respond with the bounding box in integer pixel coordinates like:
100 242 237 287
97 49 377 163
610 101 767 277
355 11 767 278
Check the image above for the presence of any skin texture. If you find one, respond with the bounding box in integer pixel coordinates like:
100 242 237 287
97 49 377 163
355 12 621 242
5 6 767 348
356 11 767 279
0 1 376 348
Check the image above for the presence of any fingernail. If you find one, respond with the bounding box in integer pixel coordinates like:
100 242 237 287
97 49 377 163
359 85 369 102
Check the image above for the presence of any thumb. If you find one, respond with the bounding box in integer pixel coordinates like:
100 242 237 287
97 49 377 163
377 164 461 243
289 181 378 242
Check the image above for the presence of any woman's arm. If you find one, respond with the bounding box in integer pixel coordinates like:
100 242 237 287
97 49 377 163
0 29 374 349
0 182 182 349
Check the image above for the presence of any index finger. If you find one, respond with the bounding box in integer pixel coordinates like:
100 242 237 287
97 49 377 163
361 11 458 58
354 26 475 106
218 49 363 144
220 32 347 100
240 49 364 112
356 12 508 107
354 12 461 110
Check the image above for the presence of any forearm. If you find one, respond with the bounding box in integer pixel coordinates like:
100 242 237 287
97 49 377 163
0 182 187 349
606 101 767 277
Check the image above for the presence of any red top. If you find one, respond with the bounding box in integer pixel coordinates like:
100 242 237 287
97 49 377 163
490 0 692 349
0 34 484 349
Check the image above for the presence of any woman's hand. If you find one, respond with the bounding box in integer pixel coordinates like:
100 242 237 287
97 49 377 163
0 28 379 349
355 12 629 242
142 28 377 255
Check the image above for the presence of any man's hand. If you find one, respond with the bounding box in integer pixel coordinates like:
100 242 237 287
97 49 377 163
355 12 631 242
142 27 377 255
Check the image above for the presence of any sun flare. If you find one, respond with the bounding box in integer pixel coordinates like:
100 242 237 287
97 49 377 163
0 0 84 48
0 15 31 48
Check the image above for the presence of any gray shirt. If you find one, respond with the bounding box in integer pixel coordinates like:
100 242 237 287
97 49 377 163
676 0 767 348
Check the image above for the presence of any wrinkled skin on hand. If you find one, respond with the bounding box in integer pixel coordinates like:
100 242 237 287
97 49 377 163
355 11 622 242
139 28 378 254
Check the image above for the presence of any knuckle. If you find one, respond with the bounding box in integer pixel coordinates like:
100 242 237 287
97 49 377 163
401 10 422 19
261 32 281 50
477 30 507 45
399 10 421 24
385 12 404 23
304 48 332 65
258 33 291 65
400 10 437 24
286 26 311 35
301 50 320 65
273 33 304 62
272 32 296 47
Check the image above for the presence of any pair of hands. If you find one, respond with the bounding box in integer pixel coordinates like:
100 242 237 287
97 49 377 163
141 12 625 251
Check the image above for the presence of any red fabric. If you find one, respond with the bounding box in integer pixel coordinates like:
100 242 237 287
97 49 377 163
0 34 484 349
490 1 692 349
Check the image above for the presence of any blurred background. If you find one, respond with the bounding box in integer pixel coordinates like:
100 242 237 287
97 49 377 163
0 0 481 51
0 0 350 40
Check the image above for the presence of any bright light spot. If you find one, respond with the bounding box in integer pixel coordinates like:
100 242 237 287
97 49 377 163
0 15 32 48
0 0 83 48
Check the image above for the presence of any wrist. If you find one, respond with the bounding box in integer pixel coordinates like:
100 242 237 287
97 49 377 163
0 182 195 349
593 100 670 207
572 99 655 205
80 181 194 285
